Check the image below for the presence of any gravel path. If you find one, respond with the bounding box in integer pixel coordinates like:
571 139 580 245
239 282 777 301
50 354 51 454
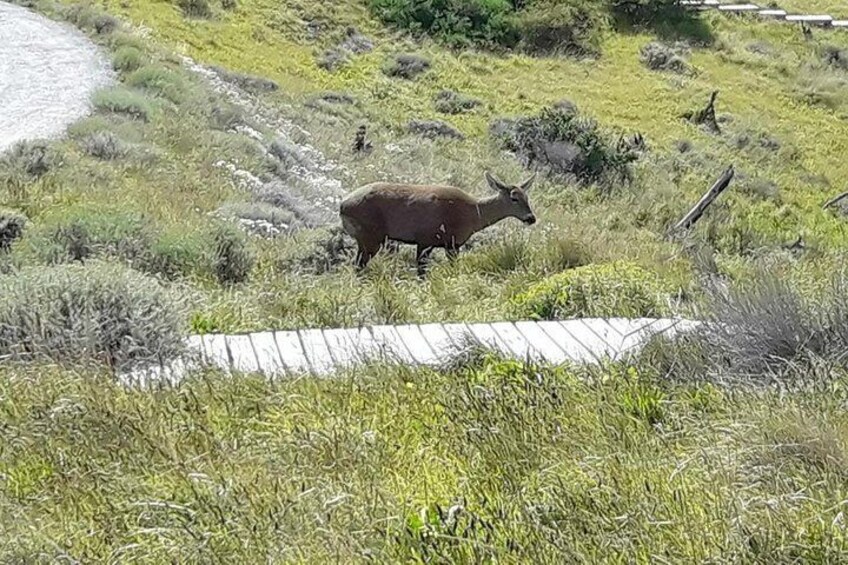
0 1 112 153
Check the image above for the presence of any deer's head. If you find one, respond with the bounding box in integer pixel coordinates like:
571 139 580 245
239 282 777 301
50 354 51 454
485 171 537 225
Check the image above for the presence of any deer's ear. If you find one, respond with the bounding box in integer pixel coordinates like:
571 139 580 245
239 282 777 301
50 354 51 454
485 171 509 193
520 172 537 192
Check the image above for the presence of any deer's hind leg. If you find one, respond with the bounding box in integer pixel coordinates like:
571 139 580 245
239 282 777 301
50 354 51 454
355 238 383 270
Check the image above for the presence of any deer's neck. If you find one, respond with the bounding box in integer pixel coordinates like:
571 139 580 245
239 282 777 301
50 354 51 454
472 195 511 232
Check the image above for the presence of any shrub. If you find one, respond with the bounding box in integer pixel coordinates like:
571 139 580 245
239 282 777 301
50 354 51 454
24 211 206 279
823 45 848 71
0 262 187 369
294 227 357 274
32 211 154 265
211 66 279 93
208 101 245 130
63 4 119 34
177 0 212 18
434 89 482 114
383 54 431 79
699 275 848 377
407 119 464 140
492 106 637 184
367 0 519 49
221 0 237 9
93 88 153 122
511 261 671 319
0 140 58 179
338 27 375 54
109 32 146 52
312 92 356 105
211 223 254 285
112 46 146 73
515 0 606 55
79 131 129 160
317 49 349 72
268 138 313 171
0 209 27 252
640 41 690 73
125 65 188 104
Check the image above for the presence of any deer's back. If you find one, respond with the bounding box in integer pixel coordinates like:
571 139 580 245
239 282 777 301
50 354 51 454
340 183 478 245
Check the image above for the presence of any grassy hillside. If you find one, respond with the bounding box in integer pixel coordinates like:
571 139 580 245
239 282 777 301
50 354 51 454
4 1 848 559
0 0 845 336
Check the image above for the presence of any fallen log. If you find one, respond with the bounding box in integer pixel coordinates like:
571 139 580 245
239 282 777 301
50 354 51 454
671 165 735 234
823 191 848 210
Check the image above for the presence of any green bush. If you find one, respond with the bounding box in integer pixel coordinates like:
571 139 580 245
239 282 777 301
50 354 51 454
0 140 59 180
511 261 671 319
211 223 254 285
492 106 637 185
367 0 695 53
79 131 130 160
125 65 189 104
93 88 153 122
112 46 146 73
177 0 213 18
515 0 607 55
0 209 27 252
22 210 206 280
0 262 186 369
367 0 519 49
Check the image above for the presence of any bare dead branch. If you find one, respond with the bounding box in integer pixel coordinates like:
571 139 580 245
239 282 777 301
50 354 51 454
823 191 848 210
671 165 735 234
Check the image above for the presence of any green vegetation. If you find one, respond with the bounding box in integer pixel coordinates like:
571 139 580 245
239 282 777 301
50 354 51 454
5 0 848 556
0 262 186 369
5 354 848 560
1 0 845 333
511 261 673 319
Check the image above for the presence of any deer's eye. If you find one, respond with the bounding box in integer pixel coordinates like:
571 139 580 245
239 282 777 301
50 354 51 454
510 192 520 202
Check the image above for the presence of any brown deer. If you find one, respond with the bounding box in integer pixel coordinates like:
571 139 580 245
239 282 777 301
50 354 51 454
339 171 537 275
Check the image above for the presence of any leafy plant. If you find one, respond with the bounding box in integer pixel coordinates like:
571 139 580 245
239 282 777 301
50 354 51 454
511 261 672 319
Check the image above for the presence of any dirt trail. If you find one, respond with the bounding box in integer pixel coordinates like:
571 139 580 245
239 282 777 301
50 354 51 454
0 1 112 153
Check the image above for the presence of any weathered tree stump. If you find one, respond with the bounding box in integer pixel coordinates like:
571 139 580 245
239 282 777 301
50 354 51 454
670 165 735 236
682 90 721 134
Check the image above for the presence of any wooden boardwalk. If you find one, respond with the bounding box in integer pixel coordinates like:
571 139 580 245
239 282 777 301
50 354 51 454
123 318 699 384
681 0 848 28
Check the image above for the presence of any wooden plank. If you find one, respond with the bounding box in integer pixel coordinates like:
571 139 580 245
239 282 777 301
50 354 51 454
582 319 627 354
758 9 786 17
718 4 760 12
832 20 848 27
467 323 512 357
442 323 476 350
185 335 205 361
250 331 286 377
489 321 540 361
370 325 416 364
323 327 378 368
418 323 458 363
226 334 260 374
535 321 591 362
395 325 439 365
274 330 311 375
607 318 678 359
560 320 617 360
785 15 833 23
513 321 571 364
299 329 336 375
202 334 231 373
